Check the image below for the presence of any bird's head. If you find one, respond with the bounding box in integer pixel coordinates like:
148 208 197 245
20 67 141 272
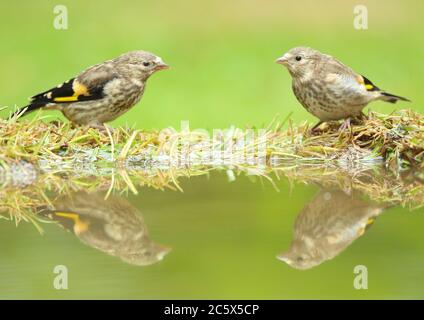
276 47 320 79
115 50 169 80
120 242 172 266
277 252 317 270
277 240 322 270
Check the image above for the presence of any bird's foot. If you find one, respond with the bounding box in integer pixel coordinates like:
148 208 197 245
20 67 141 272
357 111 368 121
49 120 63 127
309 121 324 135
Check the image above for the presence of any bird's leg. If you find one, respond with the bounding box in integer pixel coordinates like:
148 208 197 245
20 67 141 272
310 121 324 133
102 123 115 135
338 118 352 132
358 111 368 120
352 111 368 125
87 123 114 134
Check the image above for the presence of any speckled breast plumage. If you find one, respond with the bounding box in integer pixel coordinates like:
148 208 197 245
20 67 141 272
292 79 368 121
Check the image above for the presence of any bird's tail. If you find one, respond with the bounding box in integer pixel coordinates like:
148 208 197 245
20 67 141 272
36 207 83 233
9 102 44 120
379 92 411 104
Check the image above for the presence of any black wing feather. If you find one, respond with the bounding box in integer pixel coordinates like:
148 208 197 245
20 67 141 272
30 78 76 102
361 75 380 92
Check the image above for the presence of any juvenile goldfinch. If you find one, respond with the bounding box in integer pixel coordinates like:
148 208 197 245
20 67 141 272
276 47 410 130
15 50 169 127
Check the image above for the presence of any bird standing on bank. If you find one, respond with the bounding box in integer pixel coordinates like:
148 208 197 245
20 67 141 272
14 50 169 128
276 47 410 130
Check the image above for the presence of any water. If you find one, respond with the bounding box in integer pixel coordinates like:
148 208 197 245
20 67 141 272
1 166 424 299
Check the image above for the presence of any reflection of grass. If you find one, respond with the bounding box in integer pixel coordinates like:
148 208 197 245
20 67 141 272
277 165 424 210
1 109 424 169
1 155 424 232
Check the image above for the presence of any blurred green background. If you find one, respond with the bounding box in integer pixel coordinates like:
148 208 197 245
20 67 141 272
0 0 422 130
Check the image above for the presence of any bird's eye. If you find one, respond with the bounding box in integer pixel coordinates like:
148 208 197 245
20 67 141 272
143 62 151 67
295 56 302 61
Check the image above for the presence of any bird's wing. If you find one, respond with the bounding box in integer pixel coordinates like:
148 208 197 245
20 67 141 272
29 63 119 105
321 56 357 77
356 75 380 92
328 67 410 102
321 57 380 93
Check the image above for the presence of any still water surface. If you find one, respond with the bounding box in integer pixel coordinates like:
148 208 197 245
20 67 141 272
1 169 424 299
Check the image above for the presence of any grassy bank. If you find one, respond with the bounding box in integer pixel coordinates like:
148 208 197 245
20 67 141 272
1 109 424 171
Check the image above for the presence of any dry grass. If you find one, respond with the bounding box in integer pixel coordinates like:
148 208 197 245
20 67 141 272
1 109 424 170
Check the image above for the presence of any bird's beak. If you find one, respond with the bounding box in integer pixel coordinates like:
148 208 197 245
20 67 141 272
276 54 289 66
155 61 170 71
276 253 291 264
157 245 172 260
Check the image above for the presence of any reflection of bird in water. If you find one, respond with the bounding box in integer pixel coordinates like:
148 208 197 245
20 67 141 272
38 191 170 266
278 188 387 270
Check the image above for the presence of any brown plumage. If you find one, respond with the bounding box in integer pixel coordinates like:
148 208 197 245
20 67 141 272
14 51 169 128
276 47 410 130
